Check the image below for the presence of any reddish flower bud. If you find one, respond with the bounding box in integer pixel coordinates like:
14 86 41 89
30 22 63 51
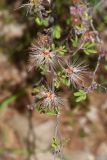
72 17 81 26
65 60 89 88
82 31 95 42
100 50 107 58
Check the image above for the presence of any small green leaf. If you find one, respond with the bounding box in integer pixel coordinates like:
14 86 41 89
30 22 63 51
35 17 49 27
42 19 49 26
83 42 97 55
52 25 62 39
35 17 42 26
51 137 60 150
47 111 58 116
58 45 67 55
66 18 72 25
71 36 79 48
74 90 87 102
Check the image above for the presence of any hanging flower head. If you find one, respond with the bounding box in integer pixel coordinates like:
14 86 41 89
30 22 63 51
65 59 89 89
29 34 62 73
32 85 63 112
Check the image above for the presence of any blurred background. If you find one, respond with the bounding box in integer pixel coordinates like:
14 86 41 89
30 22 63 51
0 0 107 160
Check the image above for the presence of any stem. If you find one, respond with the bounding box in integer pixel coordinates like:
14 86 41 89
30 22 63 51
53 113 64 160
92 54 101 84
90 19 101 43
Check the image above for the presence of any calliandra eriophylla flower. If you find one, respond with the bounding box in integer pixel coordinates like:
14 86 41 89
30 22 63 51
65 60 89 89
33 85 63 111
29 34 62 73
